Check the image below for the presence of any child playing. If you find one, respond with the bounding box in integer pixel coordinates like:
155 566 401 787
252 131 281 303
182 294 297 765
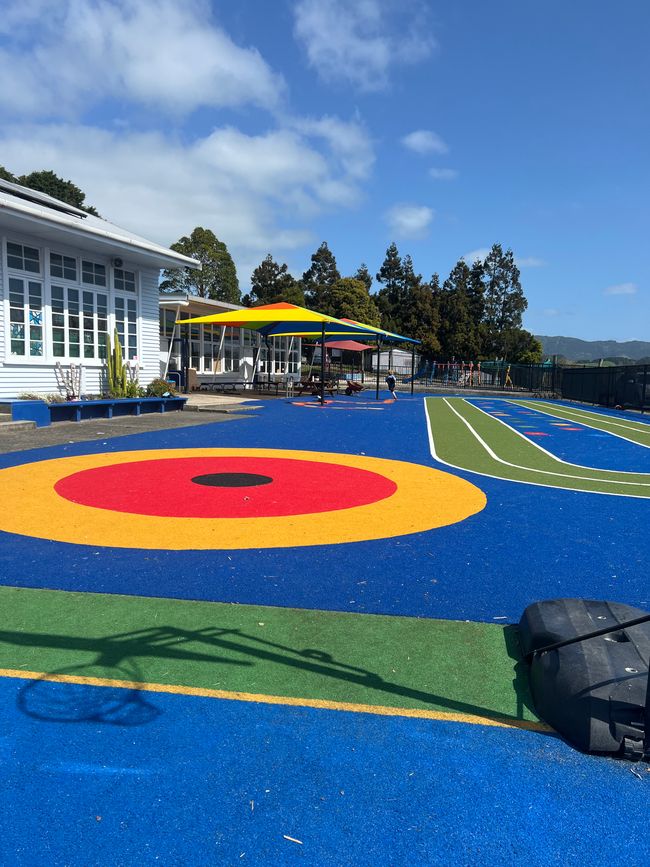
385 371 397 400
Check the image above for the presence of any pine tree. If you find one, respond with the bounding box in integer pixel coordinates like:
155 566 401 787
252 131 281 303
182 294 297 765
482 244 526 358
160 227 240 304
353 263 373 293
399 263 440 357
301 242 340 312
375 242 405 332
438 260 480 360
244 255 304 307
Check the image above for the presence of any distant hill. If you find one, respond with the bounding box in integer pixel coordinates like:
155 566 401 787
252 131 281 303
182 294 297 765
536 336 650 362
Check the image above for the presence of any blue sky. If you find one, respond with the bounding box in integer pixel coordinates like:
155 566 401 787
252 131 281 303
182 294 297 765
1 0 648 341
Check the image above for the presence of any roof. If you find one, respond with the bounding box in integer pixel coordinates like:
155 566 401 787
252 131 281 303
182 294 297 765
0 178 201 271
309 339 373 351
159 292 244 313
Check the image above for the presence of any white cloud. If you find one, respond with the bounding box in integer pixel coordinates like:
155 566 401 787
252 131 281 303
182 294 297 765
517 257 546 268
0 119 373 284
386 204 434 239
402 130 448 155
542 308 560 317
290 115 375 181
429 168 458 181
462 248 491 264
603 282 638 295
293 0 434 92
0 0 285 118
462 249 546 268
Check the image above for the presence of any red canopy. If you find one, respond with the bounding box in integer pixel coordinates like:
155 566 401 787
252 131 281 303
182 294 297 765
316 340 372 352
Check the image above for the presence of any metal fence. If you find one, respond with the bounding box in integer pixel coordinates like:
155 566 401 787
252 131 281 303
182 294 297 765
354 354 650 407
559 364 650 411
366 359 559 393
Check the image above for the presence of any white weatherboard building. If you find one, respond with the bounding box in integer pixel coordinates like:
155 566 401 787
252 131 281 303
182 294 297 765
0 179 199 399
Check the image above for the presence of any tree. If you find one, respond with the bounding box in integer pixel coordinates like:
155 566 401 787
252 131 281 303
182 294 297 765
0 165 16 182
398 262 440 358
353 263 373 293
438 260 481 360
244 254 304 307
503 329 543 363
301 242 340 311
481 244 526 358
160 227 240 304
375 242 405 332
17 169 100 215
329 278 381 326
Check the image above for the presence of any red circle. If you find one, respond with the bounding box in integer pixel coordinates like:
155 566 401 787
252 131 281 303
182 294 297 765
54 456 397 518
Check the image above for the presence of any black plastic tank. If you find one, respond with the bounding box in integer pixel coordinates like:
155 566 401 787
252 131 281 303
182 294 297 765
519 598 650 757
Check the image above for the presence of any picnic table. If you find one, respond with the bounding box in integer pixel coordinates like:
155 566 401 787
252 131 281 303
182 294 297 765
293 379 338 397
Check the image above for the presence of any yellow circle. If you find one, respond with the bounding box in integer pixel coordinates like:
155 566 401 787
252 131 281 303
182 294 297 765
0 448 486 550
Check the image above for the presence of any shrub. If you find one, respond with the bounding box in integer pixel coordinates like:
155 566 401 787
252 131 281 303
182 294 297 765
146 378 177 397
125 380 146 398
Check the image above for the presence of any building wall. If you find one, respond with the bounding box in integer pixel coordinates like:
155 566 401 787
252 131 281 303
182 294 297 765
0 243 5 365
0 231 162 399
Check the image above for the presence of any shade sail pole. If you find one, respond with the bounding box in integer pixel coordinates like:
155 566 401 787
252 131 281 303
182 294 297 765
375 338 381 400
411 344 415 396
320 322 326 404
265 337 272 389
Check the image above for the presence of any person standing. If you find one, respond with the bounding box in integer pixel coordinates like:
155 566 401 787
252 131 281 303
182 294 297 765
385 371 397 400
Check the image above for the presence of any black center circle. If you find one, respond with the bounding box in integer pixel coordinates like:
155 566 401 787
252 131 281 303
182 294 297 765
191 472 274 488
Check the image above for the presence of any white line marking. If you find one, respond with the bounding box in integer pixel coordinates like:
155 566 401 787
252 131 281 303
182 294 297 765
509 399 650 446
423 397 650 498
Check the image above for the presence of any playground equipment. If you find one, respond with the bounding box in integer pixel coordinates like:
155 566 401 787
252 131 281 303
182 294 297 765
404 360 433 384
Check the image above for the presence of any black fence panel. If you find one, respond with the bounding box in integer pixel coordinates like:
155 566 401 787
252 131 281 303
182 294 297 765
560 364 650 411
358 356 649 407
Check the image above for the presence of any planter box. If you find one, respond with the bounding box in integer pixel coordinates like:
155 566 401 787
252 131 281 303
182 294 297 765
2 397 187 427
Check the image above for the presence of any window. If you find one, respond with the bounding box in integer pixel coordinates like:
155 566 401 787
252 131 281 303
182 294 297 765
223 327 240 372
189 324 200 369
81 259 106 286
9 277 43 356
50 252 77 281
114 296 138 360
51 285 80 358
258 337 298 375
202 325 221 372
285 337 300 373
114 268 136 292
7 241 40 273
51 285 108 359
160 308 176 339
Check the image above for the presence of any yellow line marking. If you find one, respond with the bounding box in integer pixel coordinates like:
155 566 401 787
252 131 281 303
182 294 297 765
0 667 551 734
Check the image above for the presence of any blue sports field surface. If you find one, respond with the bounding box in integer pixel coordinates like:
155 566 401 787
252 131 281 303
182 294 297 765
1 394 650 865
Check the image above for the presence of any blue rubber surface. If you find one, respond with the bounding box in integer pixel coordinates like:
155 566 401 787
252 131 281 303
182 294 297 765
1 675 648 867
469 398 650 470
1 396 649 623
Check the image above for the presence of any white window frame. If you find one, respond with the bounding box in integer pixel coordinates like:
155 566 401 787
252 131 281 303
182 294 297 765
2 237 141 367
